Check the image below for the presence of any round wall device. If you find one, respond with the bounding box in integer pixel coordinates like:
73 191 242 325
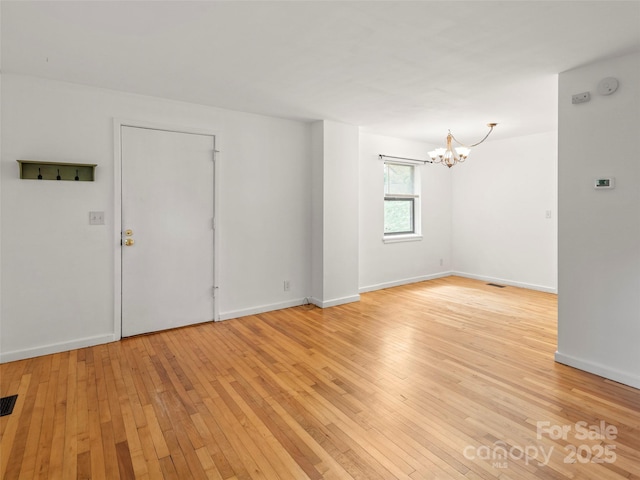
597 77 618 96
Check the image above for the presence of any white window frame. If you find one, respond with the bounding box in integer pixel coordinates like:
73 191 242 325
383 161 423 243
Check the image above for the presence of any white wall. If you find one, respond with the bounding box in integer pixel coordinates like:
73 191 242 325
556 53 640 389
1 74 312 361
452 131 558 292
0 6 3 357
311 120 360 307
322 121 360 304
359 132 451 291
311 122 324 302
1 72 592 370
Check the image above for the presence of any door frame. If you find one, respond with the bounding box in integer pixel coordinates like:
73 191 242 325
113 118 221 340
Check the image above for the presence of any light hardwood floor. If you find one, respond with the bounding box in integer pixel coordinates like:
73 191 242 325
1 276 639 479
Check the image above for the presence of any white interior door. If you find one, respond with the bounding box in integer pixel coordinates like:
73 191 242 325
121 126 215 337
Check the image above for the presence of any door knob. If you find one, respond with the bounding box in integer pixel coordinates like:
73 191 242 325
124 238 135 246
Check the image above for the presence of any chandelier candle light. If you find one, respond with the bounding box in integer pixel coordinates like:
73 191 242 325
429 123 498 168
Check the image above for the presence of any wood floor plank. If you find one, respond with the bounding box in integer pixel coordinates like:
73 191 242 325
1 276 639 479
85 362 106 480
17 379 48 478
115 440 136 480
75 359 90 457
198 397 253 480
48 362 68 477
136 423 165 479
76 450 91 480
37 365 62 479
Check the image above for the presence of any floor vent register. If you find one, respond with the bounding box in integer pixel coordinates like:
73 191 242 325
0 395 18 417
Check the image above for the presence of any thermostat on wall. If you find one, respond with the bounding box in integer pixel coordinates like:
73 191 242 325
594 177 615 189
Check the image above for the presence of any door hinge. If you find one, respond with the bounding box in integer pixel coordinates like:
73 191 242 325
212 286 218 298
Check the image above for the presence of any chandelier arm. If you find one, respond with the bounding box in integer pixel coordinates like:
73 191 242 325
449 123 496 148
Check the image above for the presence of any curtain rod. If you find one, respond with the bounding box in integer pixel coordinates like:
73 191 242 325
378 154 433 164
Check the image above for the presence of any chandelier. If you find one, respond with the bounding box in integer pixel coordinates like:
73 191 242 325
428 123 498 168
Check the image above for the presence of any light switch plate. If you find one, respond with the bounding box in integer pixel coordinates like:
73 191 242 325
89 211 105 225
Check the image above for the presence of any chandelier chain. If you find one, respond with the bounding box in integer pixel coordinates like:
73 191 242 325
449 123 497 148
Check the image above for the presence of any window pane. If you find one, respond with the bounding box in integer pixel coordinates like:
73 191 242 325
384 198 414 234
384 164 414 195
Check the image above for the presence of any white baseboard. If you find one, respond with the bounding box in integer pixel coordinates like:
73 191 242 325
218 298 310 321
359 271 452 294
309 294 360 309
451 271 558 294
554 351 640 390
0 334 116 363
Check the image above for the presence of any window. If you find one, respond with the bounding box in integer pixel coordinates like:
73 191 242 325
384 162 420 239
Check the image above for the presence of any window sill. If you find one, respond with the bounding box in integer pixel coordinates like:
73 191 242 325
383 234 423 244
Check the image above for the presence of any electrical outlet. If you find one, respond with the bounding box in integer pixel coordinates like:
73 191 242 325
440 258 444 266
89 211 105 225
284 280 290 291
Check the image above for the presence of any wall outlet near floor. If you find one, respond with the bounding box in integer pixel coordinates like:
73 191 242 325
284 280 290 291
440 258 444 266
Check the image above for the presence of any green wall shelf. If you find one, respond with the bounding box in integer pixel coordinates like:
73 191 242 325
17 160 97 182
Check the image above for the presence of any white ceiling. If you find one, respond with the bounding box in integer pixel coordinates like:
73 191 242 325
2 1 639 144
